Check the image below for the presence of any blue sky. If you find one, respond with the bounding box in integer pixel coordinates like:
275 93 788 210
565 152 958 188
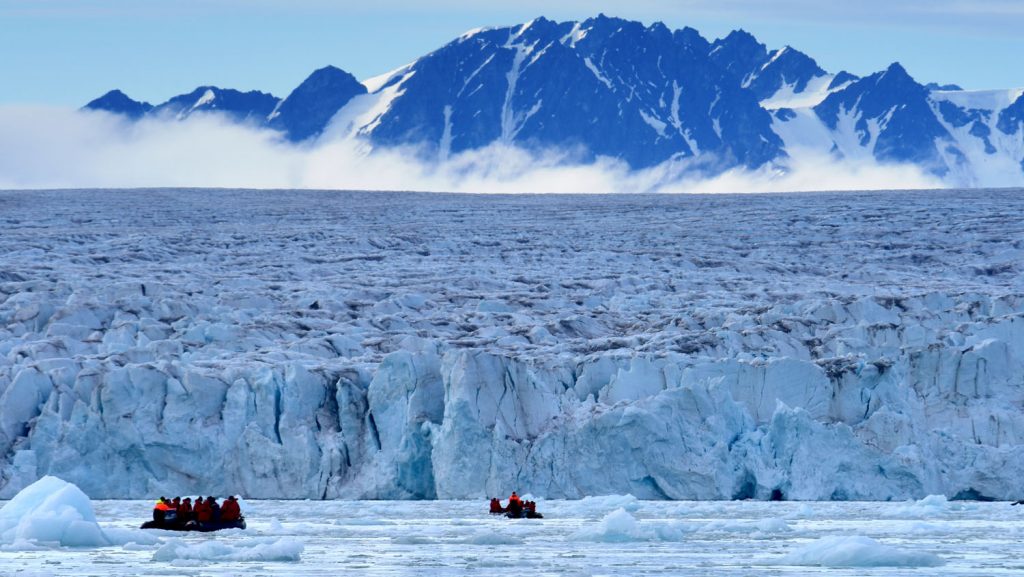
2 0 1023 106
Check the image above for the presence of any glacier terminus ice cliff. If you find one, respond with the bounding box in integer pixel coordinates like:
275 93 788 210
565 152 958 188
0 188 1022 501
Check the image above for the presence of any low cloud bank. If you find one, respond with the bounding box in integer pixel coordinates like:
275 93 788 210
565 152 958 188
0 106 945 193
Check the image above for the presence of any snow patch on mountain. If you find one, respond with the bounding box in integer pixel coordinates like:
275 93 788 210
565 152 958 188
327 69 415 140
761 75 837 110
931 88 1024 112
192 89 216 110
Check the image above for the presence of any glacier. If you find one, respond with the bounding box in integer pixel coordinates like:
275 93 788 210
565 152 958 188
0 188 1022 501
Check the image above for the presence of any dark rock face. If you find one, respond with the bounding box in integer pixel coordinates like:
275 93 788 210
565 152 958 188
710 30 827 101
83 90 153 119
268 66 368 142
150 87 280 124
997 93 1024 136
369 16 783 169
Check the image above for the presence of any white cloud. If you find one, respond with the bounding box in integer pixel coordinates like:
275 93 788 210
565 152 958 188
0 106 945 194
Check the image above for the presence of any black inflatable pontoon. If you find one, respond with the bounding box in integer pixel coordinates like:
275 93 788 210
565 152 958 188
141 518 246 532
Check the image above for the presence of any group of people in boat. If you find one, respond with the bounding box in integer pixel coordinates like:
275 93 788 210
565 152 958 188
152 495 243 524
489 492 542 518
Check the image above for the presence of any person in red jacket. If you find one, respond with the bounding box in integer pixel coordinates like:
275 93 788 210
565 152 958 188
506 492 523 518
195 497 212 523
525 500 539 517
178 497 193 521
220 496 242 521
489 498 504 514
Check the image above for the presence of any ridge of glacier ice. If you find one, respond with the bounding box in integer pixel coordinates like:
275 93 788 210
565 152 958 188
0 189 1022 500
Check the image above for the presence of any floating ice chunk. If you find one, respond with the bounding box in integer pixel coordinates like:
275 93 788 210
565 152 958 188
392 535 438 545
701 517 792 533
571 507 700 542
103 527 160 547
787 504 816 519
775 535 944 567
0 538 48 552
0 476 110 547
152 537 304 562
574 494 640 515
888 494 952 518
571 508 643 542
462 530 524 545
909 521 949 534
758 518 794 533
915 494 950 509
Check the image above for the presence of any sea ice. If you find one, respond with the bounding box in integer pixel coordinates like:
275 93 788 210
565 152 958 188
775 535 945 568
151 537 304 562
0 498 1015 575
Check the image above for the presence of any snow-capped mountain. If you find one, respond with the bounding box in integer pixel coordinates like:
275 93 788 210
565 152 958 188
82 15 1024 186
86 86 279 125
812 63 953 171
354 16 782 169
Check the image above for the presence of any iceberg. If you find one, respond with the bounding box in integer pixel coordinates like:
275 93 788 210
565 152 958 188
0 476 109 548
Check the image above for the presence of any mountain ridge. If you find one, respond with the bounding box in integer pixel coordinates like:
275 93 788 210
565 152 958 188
82 15 1024 187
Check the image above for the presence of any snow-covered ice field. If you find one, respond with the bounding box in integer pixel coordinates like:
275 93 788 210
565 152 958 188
1 188 1024 503
3 495 1024 576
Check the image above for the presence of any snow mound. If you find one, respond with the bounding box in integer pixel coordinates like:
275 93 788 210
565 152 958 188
152 537 304 562
0 476 110 548
775 535 945 567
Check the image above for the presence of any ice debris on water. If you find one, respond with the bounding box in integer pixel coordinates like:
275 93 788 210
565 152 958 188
774 535 945 567
887 494 956 518
152 537 304 562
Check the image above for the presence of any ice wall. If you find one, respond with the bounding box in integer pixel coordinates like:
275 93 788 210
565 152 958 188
1 190 1022 500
